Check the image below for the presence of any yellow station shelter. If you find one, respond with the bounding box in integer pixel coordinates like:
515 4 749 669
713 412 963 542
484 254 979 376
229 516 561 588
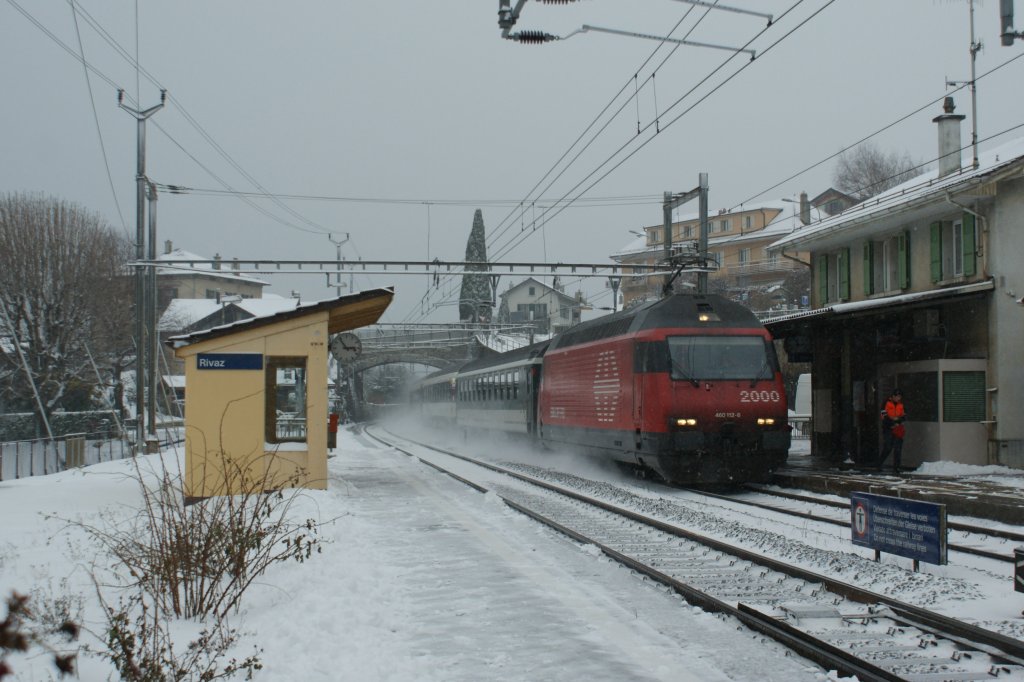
167 288 393 499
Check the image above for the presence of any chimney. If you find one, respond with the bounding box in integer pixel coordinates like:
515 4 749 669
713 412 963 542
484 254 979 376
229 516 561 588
933 97 966 178
213 253 222 270
164 240 173 255
799 191 811 226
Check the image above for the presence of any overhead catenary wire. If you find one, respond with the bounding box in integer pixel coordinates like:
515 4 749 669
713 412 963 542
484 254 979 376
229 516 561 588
483 2 710 254
149 185 665 209
489 0 826 265
403 1 717 323
68 0 128 236
9 0 345 244
403 0 825 323
730 47 1024 210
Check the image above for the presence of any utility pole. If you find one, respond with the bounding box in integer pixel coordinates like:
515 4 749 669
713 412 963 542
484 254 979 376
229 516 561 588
146 181 159 449
947 0 981 169
607 276 620 312
661 173 709 295
119 89 165 454
967 0 980 169
328 233 350 297
697 172 709 293
327 232 350 422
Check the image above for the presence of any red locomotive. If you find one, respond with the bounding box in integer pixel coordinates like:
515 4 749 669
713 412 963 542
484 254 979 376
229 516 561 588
410 294 789 484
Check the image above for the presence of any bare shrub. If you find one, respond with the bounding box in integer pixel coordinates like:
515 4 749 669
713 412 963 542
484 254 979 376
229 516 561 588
82 449 323 620
55 444 327 679
96 590 261 682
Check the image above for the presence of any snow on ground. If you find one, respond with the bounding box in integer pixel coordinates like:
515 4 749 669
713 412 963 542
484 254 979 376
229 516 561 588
2 430 845 682
380 418 1024 635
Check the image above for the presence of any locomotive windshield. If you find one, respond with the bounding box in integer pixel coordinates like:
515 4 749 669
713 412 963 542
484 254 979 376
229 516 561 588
668 335 776 381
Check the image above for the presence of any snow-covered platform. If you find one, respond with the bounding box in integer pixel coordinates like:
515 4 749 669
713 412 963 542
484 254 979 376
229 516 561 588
773 455 1024 524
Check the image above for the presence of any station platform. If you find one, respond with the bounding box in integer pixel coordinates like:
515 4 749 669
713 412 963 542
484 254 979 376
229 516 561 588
774 452 1024 525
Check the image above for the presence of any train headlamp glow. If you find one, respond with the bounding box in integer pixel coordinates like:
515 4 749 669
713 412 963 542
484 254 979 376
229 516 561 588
757 418 776 426
698 313 711 322
676 418 698 427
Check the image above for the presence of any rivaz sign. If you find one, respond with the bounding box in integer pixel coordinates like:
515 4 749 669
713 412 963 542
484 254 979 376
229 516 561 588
850 492 947 566
196 353 264 370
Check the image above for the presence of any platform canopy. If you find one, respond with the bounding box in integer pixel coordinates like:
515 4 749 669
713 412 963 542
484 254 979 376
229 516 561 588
167 287 394 349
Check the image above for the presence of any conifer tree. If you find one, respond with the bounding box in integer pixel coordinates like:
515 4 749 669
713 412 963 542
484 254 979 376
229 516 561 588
459 210 492 322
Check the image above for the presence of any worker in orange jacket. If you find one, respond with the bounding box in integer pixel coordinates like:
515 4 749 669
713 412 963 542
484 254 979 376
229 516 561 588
879 388 906 473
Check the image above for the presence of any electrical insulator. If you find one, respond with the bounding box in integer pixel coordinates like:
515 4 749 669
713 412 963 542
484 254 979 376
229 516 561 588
512 31 557 44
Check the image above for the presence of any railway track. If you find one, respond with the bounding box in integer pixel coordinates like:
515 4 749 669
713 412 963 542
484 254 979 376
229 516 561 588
368 426 1024 682
672 485 1021 563
747 484 1024 542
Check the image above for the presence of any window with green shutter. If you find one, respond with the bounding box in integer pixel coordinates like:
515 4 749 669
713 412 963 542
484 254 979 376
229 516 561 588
897 231 910 289
943 371 985 422
930 222 943 282
839 248 850 301
863 242 874 296
817 254 828 304
961 213 976 276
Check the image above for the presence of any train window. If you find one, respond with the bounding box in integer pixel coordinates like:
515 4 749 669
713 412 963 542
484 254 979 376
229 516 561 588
667 336 775 381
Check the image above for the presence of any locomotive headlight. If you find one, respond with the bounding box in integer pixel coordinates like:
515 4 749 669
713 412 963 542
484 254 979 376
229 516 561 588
757 418 775 426
676 418 698 427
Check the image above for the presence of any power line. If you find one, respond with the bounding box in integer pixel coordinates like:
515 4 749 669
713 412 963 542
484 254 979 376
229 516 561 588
150 184 664 208
402 2 722 323
10 0 346 244
68 0 128 236
484 3 715 255
490 0 825 265
730 48 1024 210
405 0 830 324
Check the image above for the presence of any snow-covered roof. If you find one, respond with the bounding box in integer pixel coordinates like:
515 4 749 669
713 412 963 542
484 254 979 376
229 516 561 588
158 299 222 331
157 248 270 286
474 332 543 353
613 201 802 258
763 280 994 328
500 277 577 303
158 296 301 331
611 234 650 258
167 288 395 348
771 137 1024 252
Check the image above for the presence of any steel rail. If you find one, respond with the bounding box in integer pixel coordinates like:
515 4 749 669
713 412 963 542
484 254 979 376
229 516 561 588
685 486 1014 563
366 427 1024 673
746 484 1024 543
365 428 899 680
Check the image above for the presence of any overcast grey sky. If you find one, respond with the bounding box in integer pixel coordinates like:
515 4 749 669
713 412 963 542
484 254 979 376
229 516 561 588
3 1 1022 322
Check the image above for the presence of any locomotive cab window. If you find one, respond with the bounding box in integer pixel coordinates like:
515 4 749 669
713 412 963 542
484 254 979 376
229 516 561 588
668 336 776 381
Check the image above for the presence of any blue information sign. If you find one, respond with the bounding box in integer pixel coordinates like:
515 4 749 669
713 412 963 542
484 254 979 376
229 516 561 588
196 353 264 371
850 492 947 565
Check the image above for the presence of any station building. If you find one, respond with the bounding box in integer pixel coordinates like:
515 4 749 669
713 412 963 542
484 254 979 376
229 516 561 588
167 288 393 499
767 99 1024 470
